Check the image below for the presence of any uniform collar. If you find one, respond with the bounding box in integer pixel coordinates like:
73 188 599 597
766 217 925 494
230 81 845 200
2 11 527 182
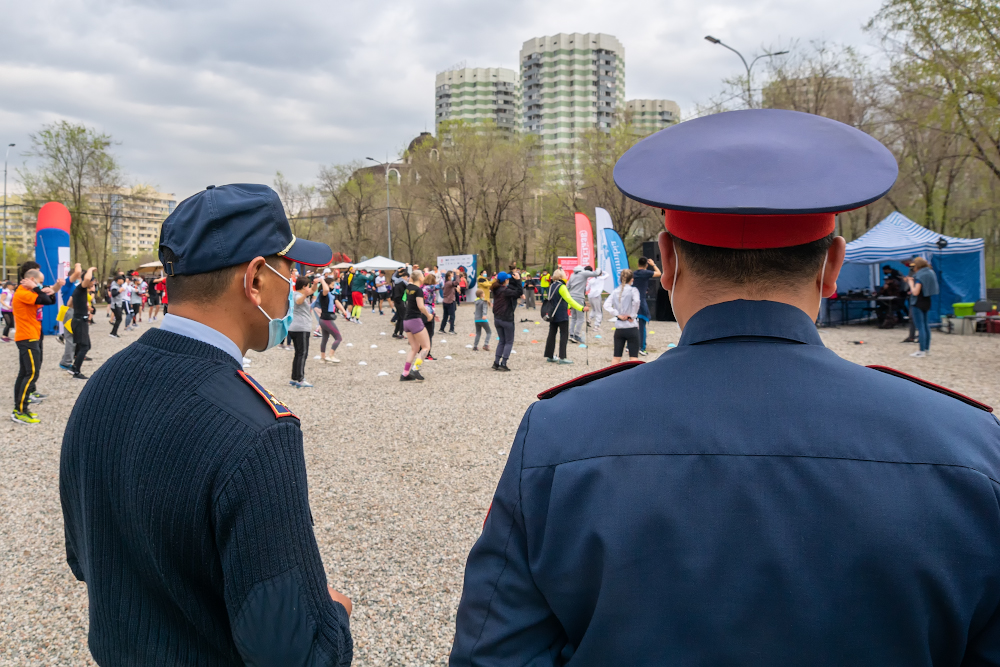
159 314 244 367
678 300 823 347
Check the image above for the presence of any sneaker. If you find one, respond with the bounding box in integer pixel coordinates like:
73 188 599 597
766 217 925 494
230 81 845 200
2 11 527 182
483 345 490 352
109 334 120 338
11 411 39 424
492 362 501 371
59 363 73 372
638 350 649 357
298 380 314 388
546 357 558 363
72 372 89 380
84 356 93 361
498 362 511 372
410 369 425 381
449 329 456 334
1 336 10 342
12 410 41 424
426 354 437 361
473 346 479 351
27 396 43 405
330 357 341 363
289 380 301 388
31 392 47 399
57 334 64 343
558 358 574 365
901 337 916 343
910 351 927 357
400 373 418 382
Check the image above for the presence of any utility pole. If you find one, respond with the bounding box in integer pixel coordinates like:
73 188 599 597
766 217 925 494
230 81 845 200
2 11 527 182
704 36 788 108
366 155 395 260
3 143 14 282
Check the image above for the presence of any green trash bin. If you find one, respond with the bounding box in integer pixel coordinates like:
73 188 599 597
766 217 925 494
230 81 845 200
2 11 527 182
953 303 975 317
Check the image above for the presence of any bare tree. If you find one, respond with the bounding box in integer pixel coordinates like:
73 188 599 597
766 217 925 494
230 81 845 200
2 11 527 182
318 162 380 262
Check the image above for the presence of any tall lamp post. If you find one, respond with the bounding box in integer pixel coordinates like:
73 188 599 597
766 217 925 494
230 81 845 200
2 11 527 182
366 156 394 260
3 143 14 282
704 36 788 108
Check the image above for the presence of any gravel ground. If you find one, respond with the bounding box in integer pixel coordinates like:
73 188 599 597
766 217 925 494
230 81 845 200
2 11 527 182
2 301 998 665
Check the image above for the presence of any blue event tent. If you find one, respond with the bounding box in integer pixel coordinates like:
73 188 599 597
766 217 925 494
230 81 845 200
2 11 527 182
826 211 985 324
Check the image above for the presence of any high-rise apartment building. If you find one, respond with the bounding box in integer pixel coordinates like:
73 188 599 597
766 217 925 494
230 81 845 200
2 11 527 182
626 99 681 136
520 33 625 165
87 187 176 256
0 194 38 257
435 66 520 133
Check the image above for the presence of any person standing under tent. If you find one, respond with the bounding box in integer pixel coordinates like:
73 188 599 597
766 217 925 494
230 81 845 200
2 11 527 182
400 268 430 382
542 268 588 365
567 265 601 343
905 256 939 358
375 270 389 315
604 269 641 363
490 270 523 372
631 257 661 356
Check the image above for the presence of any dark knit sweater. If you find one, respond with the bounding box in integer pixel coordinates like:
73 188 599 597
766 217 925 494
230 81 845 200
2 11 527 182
59 328 352 666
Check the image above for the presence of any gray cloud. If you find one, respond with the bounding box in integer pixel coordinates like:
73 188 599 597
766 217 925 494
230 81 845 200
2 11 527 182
1 0 884 201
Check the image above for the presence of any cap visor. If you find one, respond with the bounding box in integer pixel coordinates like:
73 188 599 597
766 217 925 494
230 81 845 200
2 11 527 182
283 238 333 267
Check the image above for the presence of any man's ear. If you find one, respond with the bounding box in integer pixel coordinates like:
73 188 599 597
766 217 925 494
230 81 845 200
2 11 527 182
244 257 267 306
658 231 677 291
820 237 847 298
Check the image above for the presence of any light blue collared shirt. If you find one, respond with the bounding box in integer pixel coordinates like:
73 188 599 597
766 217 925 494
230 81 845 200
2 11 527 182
159 314 243 368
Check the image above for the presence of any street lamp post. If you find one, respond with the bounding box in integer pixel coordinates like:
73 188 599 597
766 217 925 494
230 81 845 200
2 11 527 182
3 143 14 282
366 156 394 260
704 36 788 108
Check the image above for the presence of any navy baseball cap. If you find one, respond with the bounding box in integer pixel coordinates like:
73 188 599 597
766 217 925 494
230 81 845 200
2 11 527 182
613 109 898 249
159 183 332 276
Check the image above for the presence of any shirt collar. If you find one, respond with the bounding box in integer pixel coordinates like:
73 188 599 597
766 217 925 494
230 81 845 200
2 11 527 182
678 300 824 347
159 314 244 367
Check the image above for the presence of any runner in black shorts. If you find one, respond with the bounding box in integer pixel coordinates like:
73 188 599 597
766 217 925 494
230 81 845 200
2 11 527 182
400 269 432 382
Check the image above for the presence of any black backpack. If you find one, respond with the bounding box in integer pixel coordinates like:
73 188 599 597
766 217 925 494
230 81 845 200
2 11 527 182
540 282 563 322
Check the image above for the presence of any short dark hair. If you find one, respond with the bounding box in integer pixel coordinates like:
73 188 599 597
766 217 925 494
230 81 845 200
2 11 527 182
294 276 310 291
18 261 40 281
584 265 593 271
162 248 284 304
672 233 834 291
637 257 649 267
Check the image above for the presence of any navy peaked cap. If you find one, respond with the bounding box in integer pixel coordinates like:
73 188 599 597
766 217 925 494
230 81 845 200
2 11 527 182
612 109 898 249
159 183 332 276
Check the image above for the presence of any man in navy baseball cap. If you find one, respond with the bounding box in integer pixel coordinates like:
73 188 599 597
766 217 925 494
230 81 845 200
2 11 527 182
61 184 353 665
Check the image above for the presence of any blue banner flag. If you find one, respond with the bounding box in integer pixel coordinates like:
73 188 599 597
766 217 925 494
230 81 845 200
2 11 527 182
603 228 628 289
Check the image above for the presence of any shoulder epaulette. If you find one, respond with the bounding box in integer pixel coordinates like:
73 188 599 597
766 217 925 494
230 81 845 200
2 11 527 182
868 365 992 413
537 361 644 400
237 370 298 419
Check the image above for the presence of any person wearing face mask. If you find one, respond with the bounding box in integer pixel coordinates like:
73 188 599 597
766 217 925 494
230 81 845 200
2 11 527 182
60 184 353 666
452 110 1000 665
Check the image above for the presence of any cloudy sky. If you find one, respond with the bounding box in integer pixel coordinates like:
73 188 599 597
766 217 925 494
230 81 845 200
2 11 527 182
2 0 885 201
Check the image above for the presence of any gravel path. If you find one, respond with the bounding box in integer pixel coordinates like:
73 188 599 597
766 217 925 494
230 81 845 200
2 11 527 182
2 302 997 665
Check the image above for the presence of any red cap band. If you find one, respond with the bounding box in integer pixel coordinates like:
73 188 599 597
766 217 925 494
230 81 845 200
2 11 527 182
665 209 836 249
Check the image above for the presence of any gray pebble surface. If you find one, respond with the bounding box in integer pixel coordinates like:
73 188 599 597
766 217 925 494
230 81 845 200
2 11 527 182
1 302 997 665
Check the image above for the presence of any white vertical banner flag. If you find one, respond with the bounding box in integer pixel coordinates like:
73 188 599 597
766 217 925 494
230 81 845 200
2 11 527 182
593 208 615 294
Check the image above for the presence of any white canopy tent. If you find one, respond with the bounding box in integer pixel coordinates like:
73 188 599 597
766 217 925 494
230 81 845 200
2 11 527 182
330 261 354 270
138 260 163 269
352 256 405 271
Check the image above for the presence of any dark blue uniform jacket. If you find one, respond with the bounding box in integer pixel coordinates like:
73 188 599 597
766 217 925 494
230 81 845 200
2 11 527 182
451 299 1000 666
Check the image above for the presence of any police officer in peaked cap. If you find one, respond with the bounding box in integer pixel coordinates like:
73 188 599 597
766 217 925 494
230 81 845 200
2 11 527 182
60 184 354 665
450 110 1000 665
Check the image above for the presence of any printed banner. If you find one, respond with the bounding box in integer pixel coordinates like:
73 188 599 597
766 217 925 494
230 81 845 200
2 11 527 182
557 256 578 278
437 254 477 282
603 228 629 289
593 208 615 295
574 212 594 270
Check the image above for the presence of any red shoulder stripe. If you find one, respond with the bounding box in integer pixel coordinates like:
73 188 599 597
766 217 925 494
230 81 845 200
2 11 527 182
537 360 644 400
867 365 993 413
